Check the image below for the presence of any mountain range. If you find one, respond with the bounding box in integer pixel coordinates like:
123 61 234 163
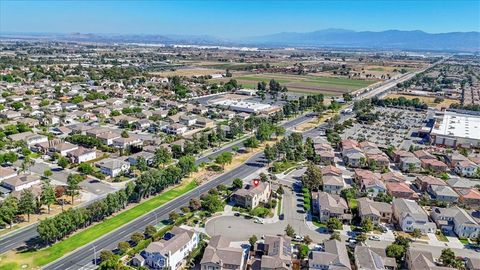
1 29 479 52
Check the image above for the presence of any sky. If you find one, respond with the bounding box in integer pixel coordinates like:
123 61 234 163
1 0 479 38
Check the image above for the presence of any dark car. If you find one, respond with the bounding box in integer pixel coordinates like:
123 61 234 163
279 213 284 220
234 212 240 217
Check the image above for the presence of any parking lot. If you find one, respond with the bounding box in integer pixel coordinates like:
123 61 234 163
342 107 426 148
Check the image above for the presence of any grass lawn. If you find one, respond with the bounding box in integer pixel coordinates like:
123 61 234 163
271 161 297 173
277 197 282 216
348 198 358 210
3 180 198 269
312 220 327 228
459 238 470 245
435 231 449 242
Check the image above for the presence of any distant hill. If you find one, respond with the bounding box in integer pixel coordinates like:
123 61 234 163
246 29 480 51
1 29 479 51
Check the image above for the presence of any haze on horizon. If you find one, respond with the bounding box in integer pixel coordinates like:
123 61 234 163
1 0 479 39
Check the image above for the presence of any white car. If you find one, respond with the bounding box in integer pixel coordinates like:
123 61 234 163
294 235 304 241
369 235 381 241
254 219 264 224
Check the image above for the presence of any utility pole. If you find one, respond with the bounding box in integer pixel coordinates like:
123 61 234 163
93 245 97 266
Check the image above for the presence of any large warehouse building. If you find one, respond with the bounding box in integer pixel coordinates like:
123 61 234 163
430 110 480 148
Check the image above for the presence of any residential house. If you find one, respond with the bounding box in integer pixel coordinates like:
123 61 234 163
456 188 480 208
97 132 121 146
323 175 345 195
1 174 41 192
141 226 199 270
357 197 393 224
406 248 455 270
0 167 17 182
67 147 97 164
381 171 406 183
431 206 480 238
427 185 459 203
180 115 198 127
355 169 385 197
195 117 215 128
8 131 48 147
421 159 448 173
466 257 480 270
112 136 143 149
455 160 478 177
342 147 366 168
308 240 351 270
133 119 152 130
259 235 292 270
127 151 155 166
386 182 417 200
414 175 447 192
95 158 130 177
232 181 271 210
317 191 351 223
413 150 436 161
200 235 246 270
354 246 396 270
447 178 476 189
164 124 188 135
392 198 436 233
398 156 422 172
51 142 78 156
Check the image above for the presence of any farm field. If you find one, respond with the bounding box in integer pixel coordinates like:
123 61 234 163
213 73 377 95
149 67 224 77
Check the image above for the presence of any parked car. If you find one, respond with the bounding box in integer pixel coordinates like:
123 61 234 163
294 234 304 242
254 218 264 224
369 235 381 241
234 212 240 217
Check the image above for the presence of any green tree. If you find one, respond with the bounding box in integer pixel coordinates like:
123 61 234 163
244 137 259 151
249 235 258 250
439 248 456 267
40 178 56 213
356 233 368 243
121 130 129 138
66 173 83 204
299 244 309 260
215 152 233 169
154 147 172 168
361 218 374 232
19 189 36 222
178 155 197 176
386 244 405 260
99 250 115 262
144 225 157 238
130 232 144 246
302 163 323 190
201 194 224 213
0 196 18 228
326 217 342 231
285 224 295 237
411 228 422 239
233 178 243 189
330 231 341 241
43 169 53 178
117 241 130 255
169 211 180 222
57 156 70 169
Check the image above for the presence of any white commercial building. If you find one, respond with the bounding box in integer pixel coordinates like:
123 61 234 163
430 111 480 148
211 99 276 114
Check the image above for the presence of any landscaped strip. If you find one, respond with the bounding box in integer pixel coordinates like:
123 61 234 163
15 180 197 269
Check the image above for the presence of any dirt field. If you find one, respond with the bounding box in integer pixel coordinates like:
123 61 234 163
150 67 224 77
385 93 459 109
